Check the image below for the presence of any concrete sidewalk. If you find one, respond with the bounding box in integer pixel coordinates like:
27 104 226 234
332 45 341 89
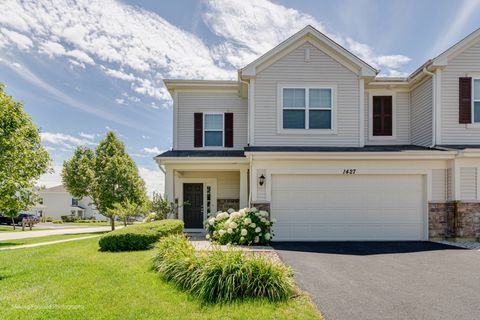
0 235 102 251
0 226 121 241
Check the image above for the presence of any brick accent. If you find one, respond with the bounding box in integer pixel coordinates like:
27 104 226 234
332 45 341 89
429 202 480 240
251 202 270 212
217 199 239 212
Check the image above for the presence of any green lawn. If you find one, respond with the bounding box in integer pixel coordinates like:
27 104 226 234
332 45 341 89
0 226 49 232
0 232 106 248
0 238 321 320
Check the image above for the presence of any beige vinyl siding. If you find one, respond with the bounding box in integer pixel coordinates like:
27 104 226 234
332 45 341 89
410 78 433 146
365 91 410 145
254 41 360 146
460 167 477 200
441 41 480 144
180 171 240 199
177 91 247 149
431 168 447 201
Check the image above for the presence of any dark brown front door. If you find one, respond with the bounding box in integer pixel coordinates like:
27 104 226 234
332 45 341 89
372 96 393 136
183 183 203 228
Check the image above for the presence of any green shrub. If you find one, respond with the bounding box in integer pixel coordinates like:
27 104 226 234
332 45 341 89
99 220 184 252
52 220 63 224
152 235 294 303
61 215 79 223
205 208 276 245
45 216 53 222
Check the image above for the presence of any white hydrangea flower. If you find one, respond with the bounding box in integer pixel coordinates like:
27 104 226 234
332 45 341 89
249 223 256 228
218 229 226 236
240 236 245 241
206 234 210 240
230 222 237 229
259 210 268 217
241 229 248 236
244 218 252 225
264 233 271 240
251 207 258 212
227 228 233 234
227 208 235 213
208 218 215 225
260 218 267 223
271 218 277 223
255 227 261 233
239 209 245 215
213 230 218 236
254 236 259 243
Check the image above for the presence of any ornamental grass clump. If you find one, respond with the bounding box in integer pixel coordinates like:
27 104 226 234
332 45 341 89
205 207 276 245
152 235 294 303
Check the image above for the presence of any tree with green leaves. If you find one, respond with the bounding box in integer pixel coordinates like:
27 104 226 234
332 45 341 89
0 83 50 229
108 198 149 227
62 132 147 230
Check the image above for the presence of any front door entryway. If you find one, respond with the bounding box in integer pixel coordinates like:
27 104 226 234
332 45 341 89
183 183 204 228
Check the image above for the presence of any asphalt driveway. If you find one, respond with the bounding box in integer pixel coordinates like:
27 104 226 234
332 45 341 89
272 241 480 320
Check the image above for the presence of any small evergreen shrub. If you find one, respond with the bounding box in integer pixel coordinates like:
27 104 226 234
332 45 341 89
61 215 79 223
52 220 63 224
205 208 276 245
99 220 183 252
152 235 294 303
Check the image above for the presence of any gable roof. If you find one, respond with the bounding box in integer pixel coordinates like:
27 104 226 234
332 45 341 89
432 27 480 67
42 185 67 193
240 25 378 78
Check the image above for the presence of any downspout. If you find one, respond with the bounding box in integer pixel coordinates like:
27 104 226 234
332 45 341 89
422 67 436 147
239 77 250 146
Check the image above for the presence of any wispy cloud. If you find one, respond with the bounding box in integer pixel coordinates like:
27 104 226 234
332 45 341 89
143 146 164 155
79 132 96 140
430 0 480 57
41 132 96 149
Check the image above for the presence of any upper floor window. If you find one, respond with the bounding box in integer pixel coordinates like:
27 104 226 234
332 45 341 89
473 79 480 123
72 198 79 206
282 87 332 130
204 113 223 147
372 96 393 136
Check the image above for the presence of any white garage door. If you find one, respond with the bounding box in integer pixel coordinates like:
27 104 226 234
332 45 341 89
271 174 425 241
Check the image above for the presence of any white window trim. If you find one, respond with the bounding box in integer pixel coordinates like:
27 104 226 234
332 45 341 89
203 113 224 148
277 83 337 135
472 77 480 124
368 91 397 140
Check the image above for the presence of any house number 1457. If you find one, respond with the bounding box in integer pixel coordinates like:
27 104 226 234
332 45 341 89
342 169 356 174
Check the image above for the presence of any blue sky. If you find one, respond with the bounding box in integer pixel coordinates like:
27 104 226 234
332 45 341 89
1 0 479 195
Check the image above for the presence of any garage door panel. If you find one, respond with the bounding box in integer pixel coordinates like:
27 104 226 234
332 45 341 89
271 174 425 241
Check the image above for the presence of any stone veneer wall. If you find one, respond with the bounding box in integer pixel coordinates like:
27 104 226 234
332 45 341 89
217 199 239 212
429 202 480 239
251 202 270 212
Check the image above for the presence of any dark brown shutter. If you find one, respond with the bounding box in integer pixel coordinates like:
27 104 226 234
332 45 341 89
224 113 233 148
194 113 203 147
459 77 472 124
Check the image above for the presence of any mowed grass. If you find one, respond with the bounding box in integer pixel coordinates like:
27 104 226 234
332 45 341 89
0 226 49 232
0 232 106 248
0 237 321 320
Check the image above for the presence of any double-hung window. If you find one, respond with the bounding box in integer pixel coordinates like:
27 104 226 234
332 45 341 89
282 87 332 130
474 78 480 123
204 114 223 147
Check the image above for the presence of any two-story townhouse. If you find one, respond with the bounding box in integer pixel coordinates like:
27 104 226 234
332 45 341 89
156 25 480 241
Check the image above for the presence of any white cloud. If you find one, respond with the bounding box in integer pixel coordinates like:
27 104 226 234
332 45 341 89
202 0 411 75
41 132 96 149
0 28 33 50
139 166 165 197
142 146 163 155
115 98 125 104
142 135 151 140
79 132 95 140
102 66 137 81
39 41 94 65
38 165 63 188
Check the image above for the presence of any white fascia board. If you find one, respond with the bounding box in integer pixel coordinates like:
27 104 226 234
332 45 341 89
245 151 457 160
155 157 249 165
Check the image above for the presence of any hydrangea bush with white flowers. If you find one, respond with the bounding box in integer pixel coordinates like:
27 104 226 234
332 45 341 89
205 207 276 245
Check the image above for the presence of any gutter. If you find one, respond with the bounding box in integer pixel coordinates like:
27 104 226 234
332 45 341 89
422 67 436 147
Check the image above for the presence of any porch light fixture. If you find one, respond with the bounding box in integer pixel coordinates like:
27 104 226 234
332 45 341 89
258 174 266 186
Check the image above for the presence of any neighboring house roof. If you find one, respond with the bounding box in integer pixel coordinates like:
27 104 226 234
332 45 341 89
240 25 378 78
42 185 67 193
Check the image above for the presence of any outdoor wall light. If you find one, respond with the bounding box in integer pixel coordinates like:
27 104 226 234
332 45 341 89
258 174 266 186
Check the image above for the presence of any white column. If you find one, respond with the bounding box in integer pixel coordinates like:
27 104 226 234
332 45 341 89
359 78 365 147
239 168 248 209
164 166 175 202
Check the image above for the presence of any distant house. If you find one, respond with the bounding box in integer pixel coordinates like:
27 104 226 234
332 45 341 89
34 185 103 220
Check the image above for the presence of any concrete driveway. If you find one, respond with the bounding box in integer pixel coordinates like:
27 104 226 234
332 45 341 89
0 225 119 241
272 241 480 320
